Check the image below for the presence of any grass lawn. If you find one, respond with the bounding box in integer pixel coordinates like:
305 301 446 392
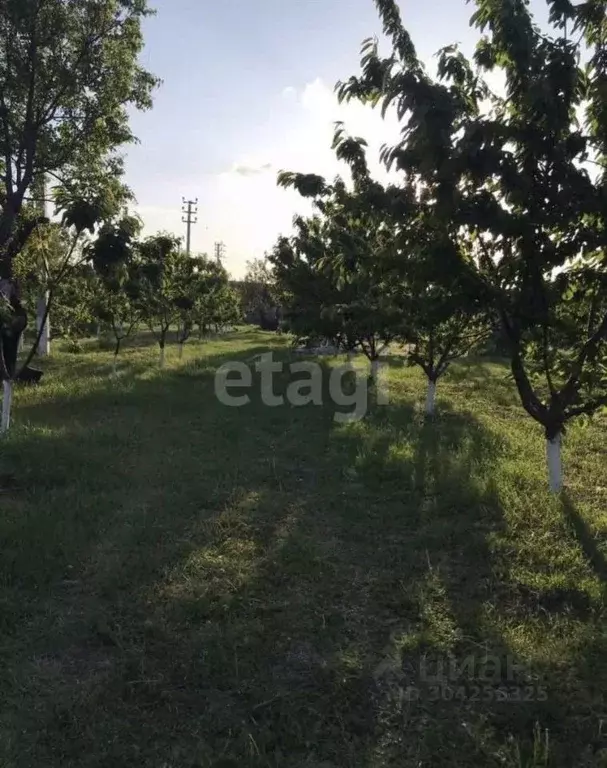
0 329 606 767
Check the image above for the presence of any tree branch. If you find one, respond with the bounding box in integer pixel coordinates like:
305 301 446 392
39 14 130 126
561 309 607 405
17 1 42 183
566 394 607 419
542 323 556 396
510 347 547 424
16 228 82 375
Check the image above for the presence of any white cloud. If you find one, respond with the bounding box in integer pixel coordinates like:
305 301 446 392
246 78 403 196
230 161 273 177
300 77 335 113
205 78 402 277
134 78 403 278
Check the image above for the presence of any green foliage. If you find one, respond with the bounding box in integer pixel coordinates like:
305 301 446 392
271 199 402 357
205 282 242 329
271 229 353 347
0 0 158 265
12 220 95 344
0 0 157 376
395 220 492 381
93 264 140 355
241 258 276 323
62 337 86 355
12 205 139 348
51 264 98 339
129 234 184 345
274 124 490 373
127 238 238 349
191 257 241 332
339 0 607 438
275 132 407 357
55 176 133 236
90 215 142 282
175 256 223 343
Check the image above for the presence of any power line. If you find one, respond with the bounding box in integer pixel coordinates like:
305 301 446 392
181 198 198 256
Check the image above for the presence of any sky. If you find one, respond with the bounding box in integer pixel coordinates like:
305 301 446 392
124 0 550 278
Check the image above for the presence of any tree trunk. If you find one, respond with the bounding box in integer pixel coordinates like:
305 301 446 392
36 292 51 357
0 282 28 379
179 342 184 360
547 433 562 494
159 336 166 369
1 380 13 433
425 379 437 416
371 358 380 384
112 339 121 376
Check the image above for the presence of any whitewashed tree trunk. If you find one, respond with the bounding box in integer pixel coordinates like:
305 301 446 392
18 334 24 354
112 356 118 376
1 380 13 433
425 379 437 416
547 433 563 493
36 292 51 356
371 358 380 384
159 346 165 369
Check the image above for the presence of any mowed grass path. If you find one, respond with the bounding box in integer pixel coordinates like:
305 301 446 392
0 330 606 767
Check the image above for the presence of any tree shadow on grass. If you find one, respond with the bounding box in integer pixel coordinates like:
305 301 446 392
291 399 606 767
24 352 154 383
0 359 605 767
378 353 407 369
323 402 520 765
444 357 496 383
561 492 607 585
10 344 278 429
0 361 495 766
146 397 524 767
442 359 517 406
379 420 605 766
1 346 365 767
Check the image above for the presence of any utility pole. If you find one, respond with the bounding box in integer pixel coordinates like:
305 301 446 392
181 198 198 256
35 175 51 357
214 241 226 265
